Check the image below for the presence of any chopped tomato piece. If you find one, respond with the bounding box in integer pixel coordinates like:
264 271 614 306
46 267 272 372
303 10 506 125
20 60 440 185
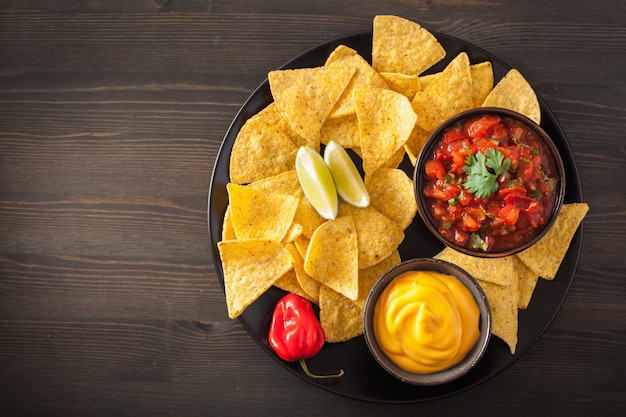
424 159 446 181
497 204 521 227
467 114 501 138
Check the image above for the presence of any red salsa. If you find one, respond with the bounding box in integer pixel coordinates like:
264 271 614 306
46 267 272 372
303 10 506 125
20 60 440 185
423 113 559 252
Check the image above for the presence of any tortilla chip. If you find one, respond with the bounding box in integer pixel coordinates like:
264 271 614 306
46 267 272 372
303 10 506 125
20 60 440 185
477 278 518 354
229 110 299 184
320 113 361 149
372 15 446 76
304 216 359 300
227 183 299 242
285 243 321 303
217 239 293 319
319 285 364 343
338 203 405 269
512 256 540 309
221 206 236 241
247 170 302 197
404 124 431 166
379 72 421 101
364 168 417 230
355 88 417 174
434 246 515 287
249 102 313 150
470 61 494 108
325 45 390 118
411 52 474 132
482 68 541 124
353 250 401 309
268 65 356 144
516 203 589 280
273 268 312 301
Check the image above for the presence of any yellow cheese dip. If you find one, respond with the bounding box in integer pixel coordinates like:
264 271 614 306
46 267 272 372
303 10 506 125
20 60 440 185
373 270 481 374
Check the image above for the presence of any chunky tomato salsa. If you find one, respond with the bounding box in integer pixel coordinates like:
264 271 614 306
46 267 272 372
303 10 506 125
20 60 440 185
422 113 559 252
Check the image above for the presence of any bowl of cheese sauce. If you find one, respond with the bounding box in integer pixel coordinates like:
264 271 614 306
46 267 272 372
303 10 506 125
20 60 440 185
363 258 491 385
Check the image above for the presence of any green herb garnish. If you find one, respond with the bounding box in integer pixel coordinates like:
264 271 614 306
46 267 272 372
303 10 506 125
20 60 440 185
462 148 511 199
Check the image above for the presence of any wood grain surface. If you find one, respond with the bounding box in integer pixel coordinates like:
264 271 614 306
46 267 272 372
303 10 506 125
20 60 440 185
1 1 625 416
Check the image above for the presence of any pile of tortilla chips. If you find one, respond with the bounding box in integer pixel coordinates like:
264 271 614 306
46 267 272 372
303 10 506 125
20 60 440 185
217 15 588 352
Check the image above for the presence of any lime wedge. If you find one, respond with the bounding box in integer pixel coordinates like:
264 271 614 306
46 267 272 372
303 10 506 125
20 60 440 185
295 146 339 220
323 140 370 208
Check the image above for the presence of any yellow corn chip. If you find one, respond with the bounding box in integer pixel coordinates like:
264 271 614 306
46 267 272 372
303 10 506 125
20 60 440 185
221 206 236 241
325 45 390 118
482 68 541 124
247 170 302 197
434 246 515 287
273 268 312 301
364 168 417 230
319 285 364 343
353 250 401 310
227 183 299 242
411 52 474 132
379 72 421 101
320 113 361 149
338 203 405 269
355 88 417 174
268 65 356 144
285 243 321 303
229 110 299 184
372 15 446 76
304 216 359 300
249 102 315 150
477 278 518 354
516 203 589 279
513 256 540 309
217 239 293 319
470 61 494 108
404 124 431 166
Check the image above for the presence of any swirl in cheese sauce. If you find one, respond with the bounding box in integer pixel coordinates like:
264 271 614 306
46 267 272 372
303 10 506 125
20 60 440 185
373 270 480 374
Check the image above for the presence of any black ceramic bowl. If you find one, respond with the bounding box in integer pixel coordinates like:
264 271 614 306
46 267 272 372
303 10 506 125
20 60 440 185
362 258 491 386
414 107 566 258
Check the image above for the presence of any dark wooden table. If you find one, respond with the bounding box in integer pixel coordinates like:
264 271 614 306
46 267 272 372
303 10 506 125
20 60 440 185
1 1 625 416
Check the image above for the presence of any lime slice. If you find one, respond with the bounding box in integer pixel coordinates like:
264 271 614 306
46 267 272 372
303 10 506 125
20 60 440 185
295 146 339 220
323 140 370 208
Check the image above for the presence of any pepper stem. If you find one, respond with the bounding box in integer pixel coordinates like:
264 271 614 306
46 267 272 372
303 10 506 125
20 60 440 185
298 358 344 379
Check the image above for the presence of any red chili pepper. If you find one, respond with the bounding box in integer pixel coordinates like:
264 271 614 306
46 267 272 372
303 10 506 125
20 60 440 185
268 293 343 379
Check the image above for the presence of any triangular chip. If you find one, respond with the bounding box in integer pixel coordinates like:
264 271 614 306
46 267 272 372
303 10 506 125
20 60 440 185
470 61 494 108
285 243 321 303
404 124 431 166
217 239 293 319
320 113 361 149
477 279 518 354
353 250 401 309
229 110 299 184
355 88 417 174
379 72 421 101
319 285 364 343
247 170 302 198
434 246 515 287
482 68 541 124
249 102 314 150
411 52 474 131
372 15 446 76
516 203 589 279
227 183 299 242
338 203 405 269
268 65 356 144
273 268 312 301
364 168 417 230
512 256 540 309
325 45 390 118
304 216 359 300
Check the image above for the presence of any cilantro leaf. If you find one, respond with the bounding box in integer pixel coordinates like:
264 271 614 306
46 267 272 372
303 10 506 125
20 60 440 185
462 149 511 199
